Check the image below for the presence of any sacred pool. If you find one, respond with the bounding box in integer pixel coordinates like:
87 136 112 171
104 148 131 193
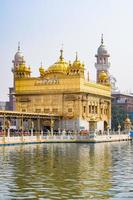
0 142 132 199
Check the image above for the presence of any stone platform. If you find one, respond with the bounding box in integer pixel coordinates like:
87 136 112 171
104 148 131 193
0 134 131 146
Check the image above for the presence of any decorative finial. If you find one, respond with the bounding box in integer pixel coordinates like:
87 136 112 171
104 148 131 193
101 34 104 44
60 43 64 60
40 61 43 67
18 41 20 51
60 49 63 60
75 52 78 61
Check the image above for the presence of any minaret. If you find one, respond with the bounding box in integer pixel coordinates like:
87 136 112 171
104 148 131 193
11 43 24 110
95 35 110 82
11 43 31 110
12 43 25 81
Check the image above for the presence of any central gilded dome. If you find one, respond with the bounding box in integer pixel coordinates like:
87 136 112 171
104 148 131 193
48 49 69 73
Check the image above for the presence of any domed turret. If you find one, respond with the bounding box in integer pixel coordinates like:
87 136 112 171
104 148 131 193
72 52 84 69
12 42 25 67
68 52 84 77
97 36 108 55
48 49 69 73
124 115 131 124
14 50 24 63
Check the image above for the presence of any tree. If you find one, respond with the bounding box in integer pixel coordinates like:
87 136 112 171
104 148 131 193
111 106 127 130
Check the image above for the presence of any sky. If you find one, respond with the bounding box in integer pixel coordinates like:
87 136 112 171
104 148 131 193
0 0 133 100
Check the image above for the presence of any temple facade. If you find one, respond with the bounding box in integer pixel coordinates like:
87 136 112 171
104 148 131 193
12 37 111 133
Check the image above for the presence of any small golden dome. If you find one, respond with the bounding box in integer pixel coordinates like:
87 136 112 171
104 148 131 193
48 49 69 73
72 52 84 69
99 71 108 81
39 65 45 77
124 115 131 124
39 66 44 72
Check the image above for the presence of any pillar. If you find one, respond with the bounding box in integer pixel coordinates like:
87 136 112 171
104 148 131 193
7 119 11 138
37 117 40 133
50 117 54 136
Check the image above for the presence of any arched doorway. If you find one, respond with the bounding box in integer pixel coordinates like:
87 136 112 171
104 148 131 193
43 120 51 134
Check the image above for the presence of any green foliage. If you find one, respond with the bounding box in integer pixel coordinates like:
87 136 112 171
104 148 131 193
111 106 126 130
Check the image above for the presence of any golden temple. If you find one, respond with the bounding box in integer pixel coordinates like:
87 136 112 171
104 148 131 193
12 37 111 132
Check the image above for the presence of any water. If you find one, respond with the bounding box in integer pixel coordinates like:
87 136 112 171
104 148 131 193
0 142 133 199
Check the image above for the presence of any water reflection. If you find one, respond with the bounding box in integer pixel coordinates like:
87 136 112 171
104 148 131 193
0 142 132 199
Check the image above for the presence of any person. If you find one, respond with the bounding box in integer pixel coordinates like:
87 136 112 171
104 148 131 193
47 129 50 135
62 129 66 135
58 128 61 135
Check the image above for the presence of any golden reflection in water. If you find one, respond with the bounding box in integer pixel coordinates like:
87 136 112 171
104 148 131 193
0 143 125 199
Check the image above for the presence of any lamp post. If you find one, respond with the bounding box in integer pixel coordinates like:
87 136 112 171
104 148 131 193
118 124 121 135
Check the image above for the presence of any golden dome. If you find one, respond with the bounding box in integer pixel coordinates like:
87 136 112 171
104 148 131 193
124 115 131 124
72 52 84 69
99 71 108 81
48 49 69 73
